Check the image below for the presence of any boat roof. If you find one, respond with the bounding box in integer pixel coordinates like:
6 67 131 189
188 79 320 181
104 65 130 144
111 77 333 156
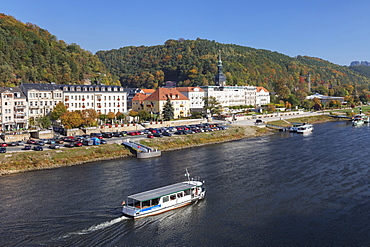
128 181 199 201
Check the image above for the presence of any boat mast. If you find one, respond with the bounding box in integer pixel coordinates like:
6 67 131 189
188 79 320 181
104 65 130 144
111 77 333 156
185 169 190 184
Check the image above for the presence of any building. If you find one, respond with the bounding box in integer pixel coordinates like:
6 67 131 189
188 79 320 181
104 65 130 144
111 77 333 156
62 85 127 115
176 87 205 111
0 87 28 131
133 88 190 119
20 83 63 120
305 93 345 104
256 87 270 106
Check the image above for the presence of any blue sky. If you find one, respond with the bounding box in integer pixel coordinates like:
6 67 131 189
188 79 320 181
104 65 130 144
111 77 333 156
2 0 370 65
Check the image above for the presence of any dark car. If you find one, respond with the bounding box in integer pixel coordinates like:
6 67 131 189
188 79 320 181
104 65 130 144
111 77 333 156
100 139 107 144
64 143 75 148
32 145 43 151
48 144 60 149
0 147 6 153
90 133 103 139
102 132 113 138
22 145 32 150
162 132 172 137
27 139 37 144
8 142 18 146
0 143 8 147
153 133 163 138
112 132 122 137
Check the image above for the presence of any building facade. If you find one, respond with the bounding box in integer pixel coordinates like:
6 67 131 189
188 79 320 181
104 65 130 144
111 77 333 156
176 87 205 111
0 87 28 131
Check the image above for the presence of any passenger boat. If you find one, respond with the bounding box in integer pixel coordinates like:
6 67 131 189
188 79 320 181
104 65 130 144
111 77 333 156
289 123 303 132
122 171 206 219
352 114 368 126
296 124 314 133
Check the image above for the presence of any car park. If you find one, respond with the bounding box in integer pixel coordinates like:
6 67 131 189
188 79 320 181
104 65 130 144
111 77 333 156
0 147 6 153
32 145 43 151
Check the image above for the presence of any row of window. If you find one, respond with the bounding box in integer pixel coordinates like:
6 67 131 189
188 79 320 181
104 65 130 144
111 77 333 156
66 95 124 101
29 101 60 107
29 93 62 98
63 86 123 92
66 102 125 107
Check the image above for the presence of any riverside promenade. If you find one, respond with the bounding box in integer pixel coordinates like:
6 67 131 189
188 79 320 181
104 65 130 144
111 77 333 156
225 111 324 127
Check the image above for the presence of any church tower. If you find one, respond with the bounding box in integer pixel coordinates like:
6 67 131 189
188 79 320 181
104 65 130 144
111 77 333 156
214 51 226 87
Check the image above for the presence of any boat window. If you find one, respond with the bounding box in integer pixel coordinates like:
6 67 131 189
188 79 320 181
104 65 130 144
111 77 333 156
152 198 159 205
163 196 169 203
142 200 151 208
177 192 183 198
184 189 191 195
127 198 134 207
170 194 176 200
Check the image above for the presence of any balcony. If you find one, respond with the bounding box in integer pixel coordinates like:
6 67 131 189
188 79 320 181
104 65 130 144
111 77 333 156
15 105 26 109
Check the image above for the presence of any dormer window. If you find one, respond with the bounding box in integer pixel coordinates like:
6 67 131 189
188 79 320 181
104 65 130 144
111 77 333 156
63 86 68 91
101 87 105 91
76 86 81 91
113 87 117 91
89 87 93 91
95 87 99 91
83 87 88 91
107 87 112 91
70 87 75 91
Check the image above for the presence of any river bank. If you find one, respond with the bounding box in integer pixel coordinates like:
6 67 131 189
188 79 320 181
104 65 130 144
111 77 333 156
0 115 336 176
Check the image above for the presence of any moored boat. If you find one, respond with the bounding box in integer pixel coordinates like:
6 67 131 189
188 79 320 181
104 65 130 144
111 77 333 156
352 114 367 126
122 171 206 219
296 124 314 133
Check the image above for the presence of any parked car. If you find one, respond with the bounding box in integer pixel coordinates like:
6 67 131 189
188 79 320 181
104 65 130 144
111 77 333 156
74 142 83 147
162 132 172 137
1 143 8 147
112 132 122 137
22 145 32 150
0 147 6 153
147 134 155 138
102 132 113 138
90 133 103 139
8 142 18 146
27 139 36 144
36 140 45 146
16 141 25 146
100 139 107 144
64 143 74 148
32 145 43 151
48 144 60 149
153 133 163 138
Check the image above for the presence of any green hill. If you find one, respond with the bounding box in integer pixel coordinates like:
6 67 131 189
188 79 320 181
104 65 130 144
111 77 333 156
97 38 370 102
0 13 116 86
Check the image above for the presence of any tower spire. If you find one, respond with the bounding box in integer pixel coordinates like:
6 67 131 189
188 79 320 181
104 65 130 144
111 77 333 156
215 50 226 87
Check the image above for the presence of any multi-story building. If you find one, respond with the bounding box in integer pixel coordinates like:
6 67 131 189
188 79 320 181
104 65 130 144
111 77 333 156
20 83 63 119
0 87 28 131
256 87 270 106
176 87 205 111
132 88 190 119
62 85 127 115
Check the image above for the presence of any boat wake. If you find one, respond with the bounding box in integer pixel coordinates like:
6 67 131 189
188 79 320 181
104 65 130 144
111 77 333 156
59 215 130 239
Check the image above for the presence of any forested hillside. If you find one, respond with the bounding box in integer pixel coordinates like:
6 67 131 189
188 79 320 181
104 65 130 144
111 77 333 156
97 38 370 102
0 13 116 86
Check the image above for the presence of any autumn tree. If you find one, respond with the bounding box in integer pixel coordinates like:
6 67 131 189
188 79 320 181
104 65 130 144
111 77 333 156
80 109 98 126
98 114 108 124
50 102 67 121
129 110 138 122
60 111 83 129
107 112 116 124
138 110 150 122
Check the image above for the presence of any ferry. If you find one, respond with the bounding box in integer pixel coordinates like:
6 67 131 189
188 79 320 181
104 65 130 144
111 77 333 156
352 113 369 126
122 171 206 219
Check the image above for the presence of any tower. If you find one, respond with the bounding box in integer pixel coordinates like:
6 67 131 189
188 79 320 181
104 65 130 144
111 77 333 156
307 73 311 93
214 51 226 87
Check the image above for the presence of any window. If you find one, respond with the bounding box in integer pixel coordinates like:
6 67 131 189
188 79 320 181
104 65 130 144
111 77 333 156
163 196 169 203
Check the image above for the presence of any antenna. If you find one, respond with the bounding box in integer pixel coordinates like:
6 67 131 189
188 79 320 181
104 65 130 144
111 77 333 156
185 169 190 183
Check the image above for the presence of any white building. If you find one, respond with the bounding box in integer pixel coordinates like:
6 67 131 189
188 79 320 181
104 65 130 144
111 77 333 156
256 87 270 106
20 83 63 119
176 87 205 111
62 85 127 115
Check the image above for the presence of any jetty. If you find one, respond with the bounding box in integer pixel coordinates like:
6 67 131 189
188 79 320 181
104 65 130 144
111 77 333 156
122 140 161 159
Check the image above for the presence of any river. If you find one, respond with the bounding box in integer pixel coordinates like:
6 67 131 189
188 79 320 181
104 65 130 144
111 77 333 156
1 121 370 246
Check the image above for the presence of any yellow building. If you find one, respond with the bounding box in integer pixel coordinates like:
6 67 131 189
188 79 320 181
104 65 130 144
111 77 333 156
132 88 190 119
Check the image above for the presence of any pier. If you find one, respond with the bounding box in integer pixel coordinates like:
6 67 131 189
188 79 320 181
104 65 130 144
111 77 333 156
121 140 161 158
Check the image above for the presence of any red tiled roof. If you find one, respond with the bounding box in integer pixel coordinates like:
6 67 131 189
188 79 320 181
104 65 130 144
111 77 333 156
256 86 269 93
132 93 148 102
144 88 189 101
141 89 155 94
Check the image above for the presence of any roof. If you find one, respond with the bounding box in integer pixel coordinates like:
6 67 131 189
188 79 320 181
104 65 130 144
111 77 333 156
128 182 197 201
256 86 269 93
176 87 204 92
144 88 189 101
132 93 148 101
142 89 155 94
20 83 62 92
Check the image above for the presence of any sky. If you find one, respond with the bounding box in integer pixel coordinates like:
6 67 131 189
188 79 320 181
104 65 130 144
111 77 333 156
2 0 370 66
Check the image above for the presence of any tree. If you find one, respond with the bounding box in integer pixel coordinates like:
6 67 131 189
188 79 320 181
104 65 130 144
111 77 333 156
162 98 174 121
138 110 150 122
38 116 52 129
116 111 126 123
98 114 108 124
50 102 67 121
129 110 138 122
107 112 116 124
80 109 98 126
203 96 222 116
60 111 83 129
266 104 276 112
